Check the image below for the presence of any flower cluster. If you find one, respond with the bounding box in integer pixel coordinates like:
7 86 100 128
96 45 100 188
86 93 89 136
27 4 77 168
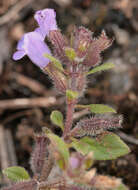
13 8 112 96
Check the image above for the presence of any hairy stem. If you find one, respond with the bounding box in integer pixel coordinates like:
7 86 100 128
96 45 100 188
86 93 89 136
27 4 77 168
63 65 78 138
63 101 75 138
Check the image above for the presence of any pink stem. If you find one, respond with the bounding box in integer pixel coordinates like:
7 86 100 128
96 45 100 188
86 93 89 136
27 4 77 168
63 101 75 138
63 65 78 138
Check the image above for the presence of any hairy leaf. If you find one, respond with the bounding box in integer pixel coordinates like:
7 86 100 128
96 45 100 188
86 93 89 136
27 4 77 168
72 134 130 160
89 104 116 113
3 166 30 182
50 110 64 130
44 53 64 72
87 63 115 75
47 133 69 168
76 104 116 114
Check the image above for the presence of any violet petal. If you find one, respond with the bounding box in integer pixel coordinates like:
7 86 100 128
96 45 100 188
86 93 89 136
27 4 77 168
13 50 26 60
13 31 51 69
35 27 45 39
17 36 26 50
25 32 51 68
69 157 79 169
34 9 57 38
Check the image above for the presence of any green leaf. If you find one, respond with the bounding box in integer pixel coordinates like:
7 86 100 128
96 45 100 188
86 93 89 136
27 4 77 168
50 110 64 130
89 104 116 114
72 134 130 160
87 63 115 75
47 133 69 168
65 47 76 61
44 53 64 72
76 104 116 113
3 166 30 182
66 90 78 101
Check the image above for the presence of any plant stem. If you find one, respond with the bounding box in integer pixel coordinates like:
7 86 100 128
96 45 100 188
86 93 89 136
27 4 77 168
63 101 75 138
63 65 78 139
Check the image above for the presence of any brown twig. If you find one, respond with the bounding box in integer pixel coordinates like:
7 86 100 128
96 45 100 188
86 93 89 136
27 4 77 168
0 126 10 170
5 129 17 165
73 109 90 120
0 0 34 25
0 0 18 15
0 96 64 110
53 0 71 7
117 131 138 145
11 72 48 95
2 109 34 124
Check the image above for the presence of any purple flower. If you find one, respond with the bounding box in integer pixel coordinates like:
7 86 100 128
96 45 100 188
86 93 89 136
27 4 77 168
69 157 79 169
13 31 51 69
34 9 57 38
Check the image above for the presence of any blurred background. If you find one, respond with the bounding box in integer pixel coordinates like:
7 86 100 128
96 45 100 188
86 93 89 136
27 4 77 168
0 0 138 189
